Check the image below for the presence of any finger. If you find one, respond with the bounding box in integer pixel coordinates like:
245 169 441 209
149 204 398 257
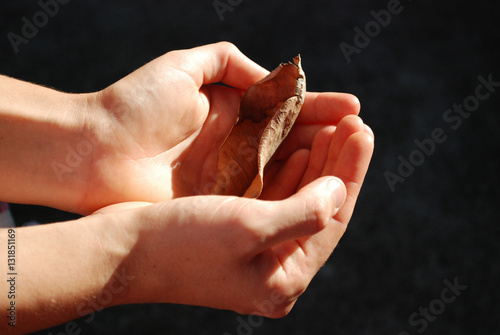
297 131 374 261
260 149 310 200
364 123 375 141
167 42 269 89
297 92 361 125
278 102 364 162
297 126 336 190
253 176 346 253
322 115 366 175
331 131 374 225
296 115 365 189
276 123 331 160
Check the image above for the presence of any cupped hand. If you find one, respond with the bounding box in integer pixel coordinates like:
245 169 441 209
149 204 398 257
80 42 366 213
95 109 374 316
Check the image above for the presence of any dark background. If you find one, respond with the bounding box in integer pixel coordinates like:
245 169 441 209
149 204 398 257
1 0 499 334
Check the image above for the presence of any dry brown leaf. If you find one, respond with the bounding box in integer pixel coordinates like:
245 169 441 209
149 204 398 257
210 55 306 197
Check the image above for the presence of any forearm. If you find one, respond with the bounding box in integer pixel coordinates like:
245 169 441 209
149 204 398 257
0 75 99 212
0 212 137 334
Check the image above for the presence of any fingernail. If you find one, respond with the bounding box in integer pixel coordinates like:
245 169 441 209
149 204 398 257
327 178 346 210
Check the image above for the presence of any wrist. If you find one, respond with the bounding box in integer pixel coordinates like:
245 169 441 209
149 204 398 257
91 203 159 307
0 75 104 213
83 208 142 308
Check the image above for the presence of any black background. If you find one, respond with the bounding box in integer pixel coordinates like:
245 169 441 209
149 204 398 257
1 0 499 334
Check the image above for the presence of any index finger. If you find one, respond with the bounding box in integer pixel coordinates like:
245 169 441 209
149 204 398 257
297 92 361 125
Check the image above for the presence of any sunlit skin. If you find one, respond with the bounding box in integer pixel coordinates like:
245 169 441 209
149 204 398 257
0 42 373 333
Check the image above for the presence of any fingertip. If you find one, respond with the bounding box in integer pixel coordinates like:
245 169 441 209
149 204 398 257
345 94 361 115
364 124 375 142
357 129 375 147
325 114 365 162
339 114 365 130
342 131 375 163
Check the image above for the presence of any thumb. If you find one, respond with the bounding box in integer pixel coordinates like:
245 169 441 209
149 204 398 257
169 42 269 89
256 176 347 250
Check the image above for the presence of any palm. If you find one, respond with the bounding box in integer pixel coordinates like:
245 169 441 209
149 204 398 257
93 69 244 204
100 77 306 200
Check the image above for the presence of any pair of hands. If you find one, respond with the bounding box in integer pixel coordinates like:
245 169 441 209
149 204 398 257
74 42 374 316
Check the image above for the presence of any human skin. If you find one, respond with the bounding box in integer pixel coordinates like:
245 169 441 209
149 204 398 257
0 42 374 333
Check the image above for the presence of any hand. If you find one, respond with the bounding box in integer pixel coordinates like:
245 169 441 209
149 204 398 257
80 42 369 214
96 111 374 316
79 42 265 212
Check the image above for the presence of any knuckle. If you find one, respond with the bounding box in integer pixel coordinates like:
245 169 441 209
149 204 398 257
240 227 265 253
241 203 274 247
309 195 331 232
215 41 239 54
219 40 237 49
226 202 267 252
